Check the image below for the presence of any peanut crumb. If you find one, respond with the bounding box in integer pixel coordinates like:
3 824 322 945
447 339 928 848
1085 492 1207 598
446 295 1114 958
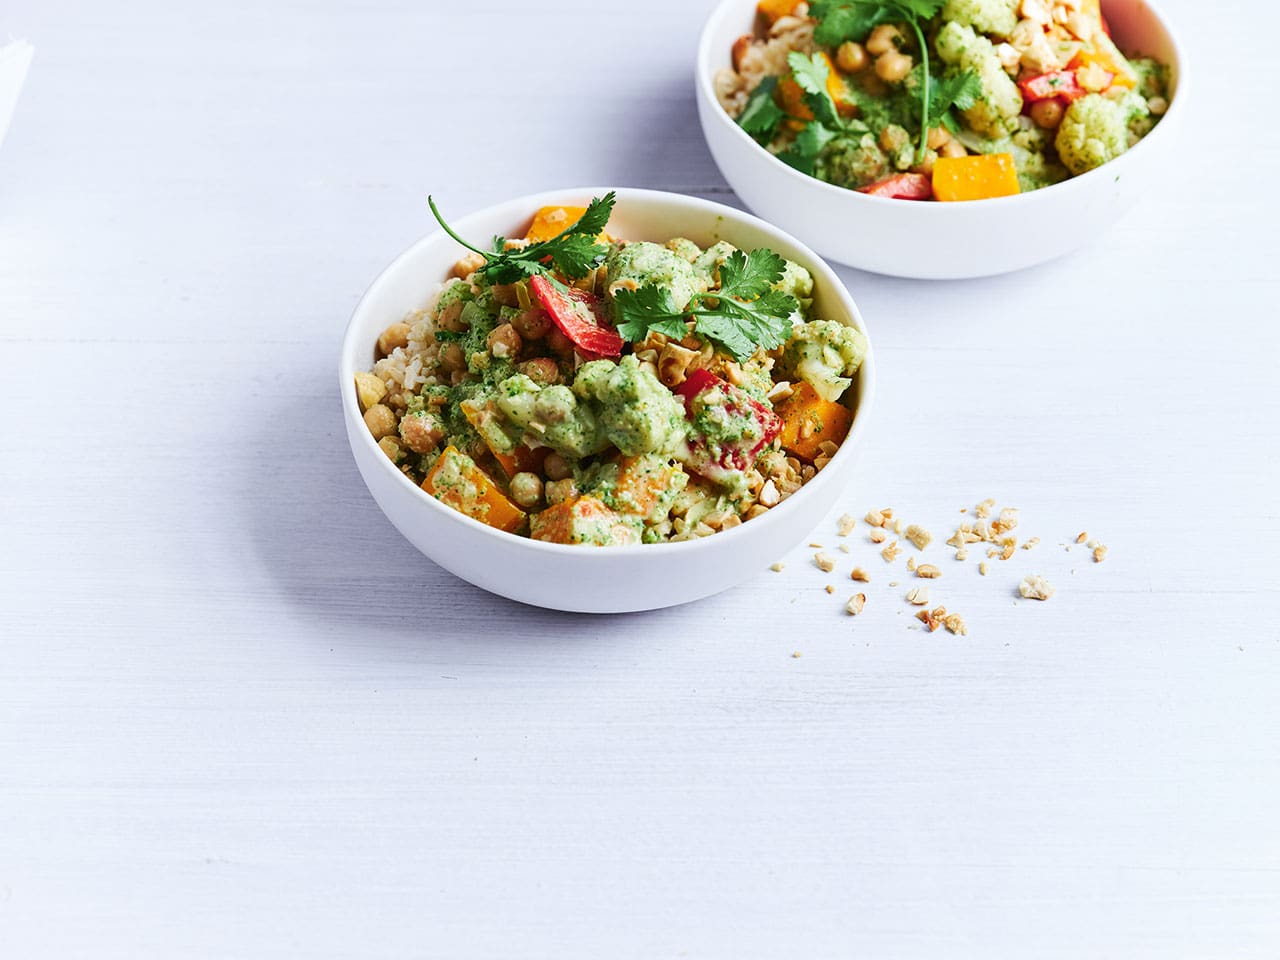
956 549 968 561
1021 537 1040 550
888 581 899 587
808 542 823 548
1019 574 1055 600
906 586 929 605
825 584 835 594
850 567 870 582
943 613 968 636
978 562 989 576
791 651 803 658
904 524 932 550
1000 542 1016 561
893 518 905 535
996 507 1019 531
864 509 885 527
976 498 996 518
906 557 917 572
916 564 942 579
1076 531 1088 544
1093 545 1108 563
839 543 851 554
881 540 901 563
845 593 866 615
916 607 943 632
869 528 887 543
770 562 785 572
837 513 857 536
815 552 836 573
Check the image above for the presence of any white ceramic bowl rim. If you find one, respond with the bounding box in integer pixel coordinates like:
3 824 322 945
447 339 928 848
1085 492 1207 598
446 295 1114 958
341 187 876 559
695 0 1187 210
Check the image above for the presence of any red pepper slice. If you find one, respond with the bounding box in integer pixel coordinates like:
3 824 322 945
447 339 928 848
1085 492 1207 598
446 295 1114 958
857 172 933 200
1019 70 1087 103
676 369 782 486
528 274 624 359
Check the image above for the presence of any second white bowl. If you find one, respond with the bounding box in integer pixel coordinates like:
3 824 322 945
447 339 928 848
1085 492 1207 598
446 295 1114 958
695 0 1185 278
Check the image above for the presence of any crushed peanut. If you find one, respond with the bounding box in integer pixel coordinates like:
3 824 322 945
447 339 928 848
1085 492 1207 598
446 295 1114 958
978 562 989 576
865 509 886 527
943 613 968 636
1093 545 1107 563
815 552 836 573
869 528 887 543
770 562 785 573
956 549 968 561
1019 574 1055 600
1076 531 1088 544
976 498 995 518
837 514 857 536
850 567 870 582
825 584 835 594
846 593 866 615
906 557 917 572
881 541 901 563
839 543 851 554
916 564 941 579
904 524 932 550
906 586 929 605
1021 537 1040 550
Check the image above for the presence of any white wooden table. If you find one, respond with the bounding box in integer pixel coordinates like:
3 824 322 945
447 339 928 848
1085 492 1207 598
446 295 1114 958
3 1 1277 956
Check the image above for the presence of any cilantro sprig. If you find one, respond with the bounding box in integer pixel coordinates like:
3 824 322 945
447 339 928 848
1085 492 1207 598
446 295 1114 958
613 249 798 363
808 0 947 161
427 192 616 285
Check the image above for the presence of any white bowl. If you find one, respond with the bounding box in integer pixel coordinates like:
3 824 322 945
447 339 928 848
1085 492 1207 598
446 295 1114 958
0 41 34 152
341 188 875 613
696 0 1185 278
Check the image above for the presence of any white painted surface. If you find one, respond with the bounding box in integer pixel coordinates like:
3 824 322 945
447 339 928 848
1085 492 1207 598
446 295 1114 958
1 0 1276 956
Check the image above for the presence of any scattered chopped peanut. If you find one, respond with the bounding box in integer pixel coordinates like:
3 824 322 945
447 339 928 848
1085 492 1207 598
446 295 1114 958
1093 545 1108 563
916 564 941 579
1022 537 1040 550
906 586 929 605
1019 574 1055 600
906 557 917 572
881 541 901 563
979 562 989 576
825 584 835 594
1076 531 1088 544
850 567 870 582
770 562 785 572
904 524 932 550
837 514 858 536
815 552 836 573
865 508 886 527
869 528 887 543
846 593 866 615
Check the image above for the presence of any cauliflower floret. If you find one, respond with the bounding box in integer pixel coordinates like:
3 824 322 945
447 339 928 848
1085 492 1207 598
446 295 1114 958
574 356 688 456
814 132 888 189
1055 93 1128 175
942 0 1018 39
664 237 703 263
691 241 739 286
774 258 814 309
779 320 868 403
606 242 703 310
935 21 1023 138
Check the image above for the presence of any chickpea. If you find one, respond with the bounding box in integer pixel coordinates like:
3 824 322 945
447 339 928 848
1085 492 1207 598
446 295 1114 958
486 323 522 359
835 40 868 73
451 252 485 278
926 126 951 150
376 322 410 358
866 24 901 55
377 436 404 463
546 328 575 359
543 452 573 481
878 124 910 154
874 50 913 83
510 307 551 341
545 478 578 505
508 472 544 510
439 342 466 374
491 283 520 307
519 357 561 386
362 403 397 441
939 139 968 159
353 371 387 412
435 298 467 333
1029 98 1065 129
910 149 938 176
399 411 445 454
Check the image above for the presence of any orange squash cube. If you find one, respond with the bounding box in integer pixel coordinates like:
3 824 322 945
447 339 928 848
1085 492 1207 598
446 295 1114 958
524 205 588 243
1070 36 1137 90
530 496 640 546
757 0 803 24
775 382 853 462
932 153 1021 203
421 445 526 534
610 455 681 520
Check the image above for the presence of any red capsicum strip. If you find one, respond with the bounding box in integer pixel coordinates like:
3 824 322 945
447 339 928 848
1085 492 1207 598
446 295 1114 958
858 172 934 200
1019 70 1088 103
528 275 624 359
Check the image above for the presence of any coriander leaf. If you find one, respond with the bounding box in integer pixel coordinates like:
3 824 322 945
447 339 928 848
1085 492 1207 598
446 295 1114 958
787 51 839 127
692 288 796 363
716 248 787 302
738 76 785 140
544 232 611 280
612 284 691 344
555 191 615 242
778 120 838 176
891 0 946 18
924 69 982 128
809 1 897 46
